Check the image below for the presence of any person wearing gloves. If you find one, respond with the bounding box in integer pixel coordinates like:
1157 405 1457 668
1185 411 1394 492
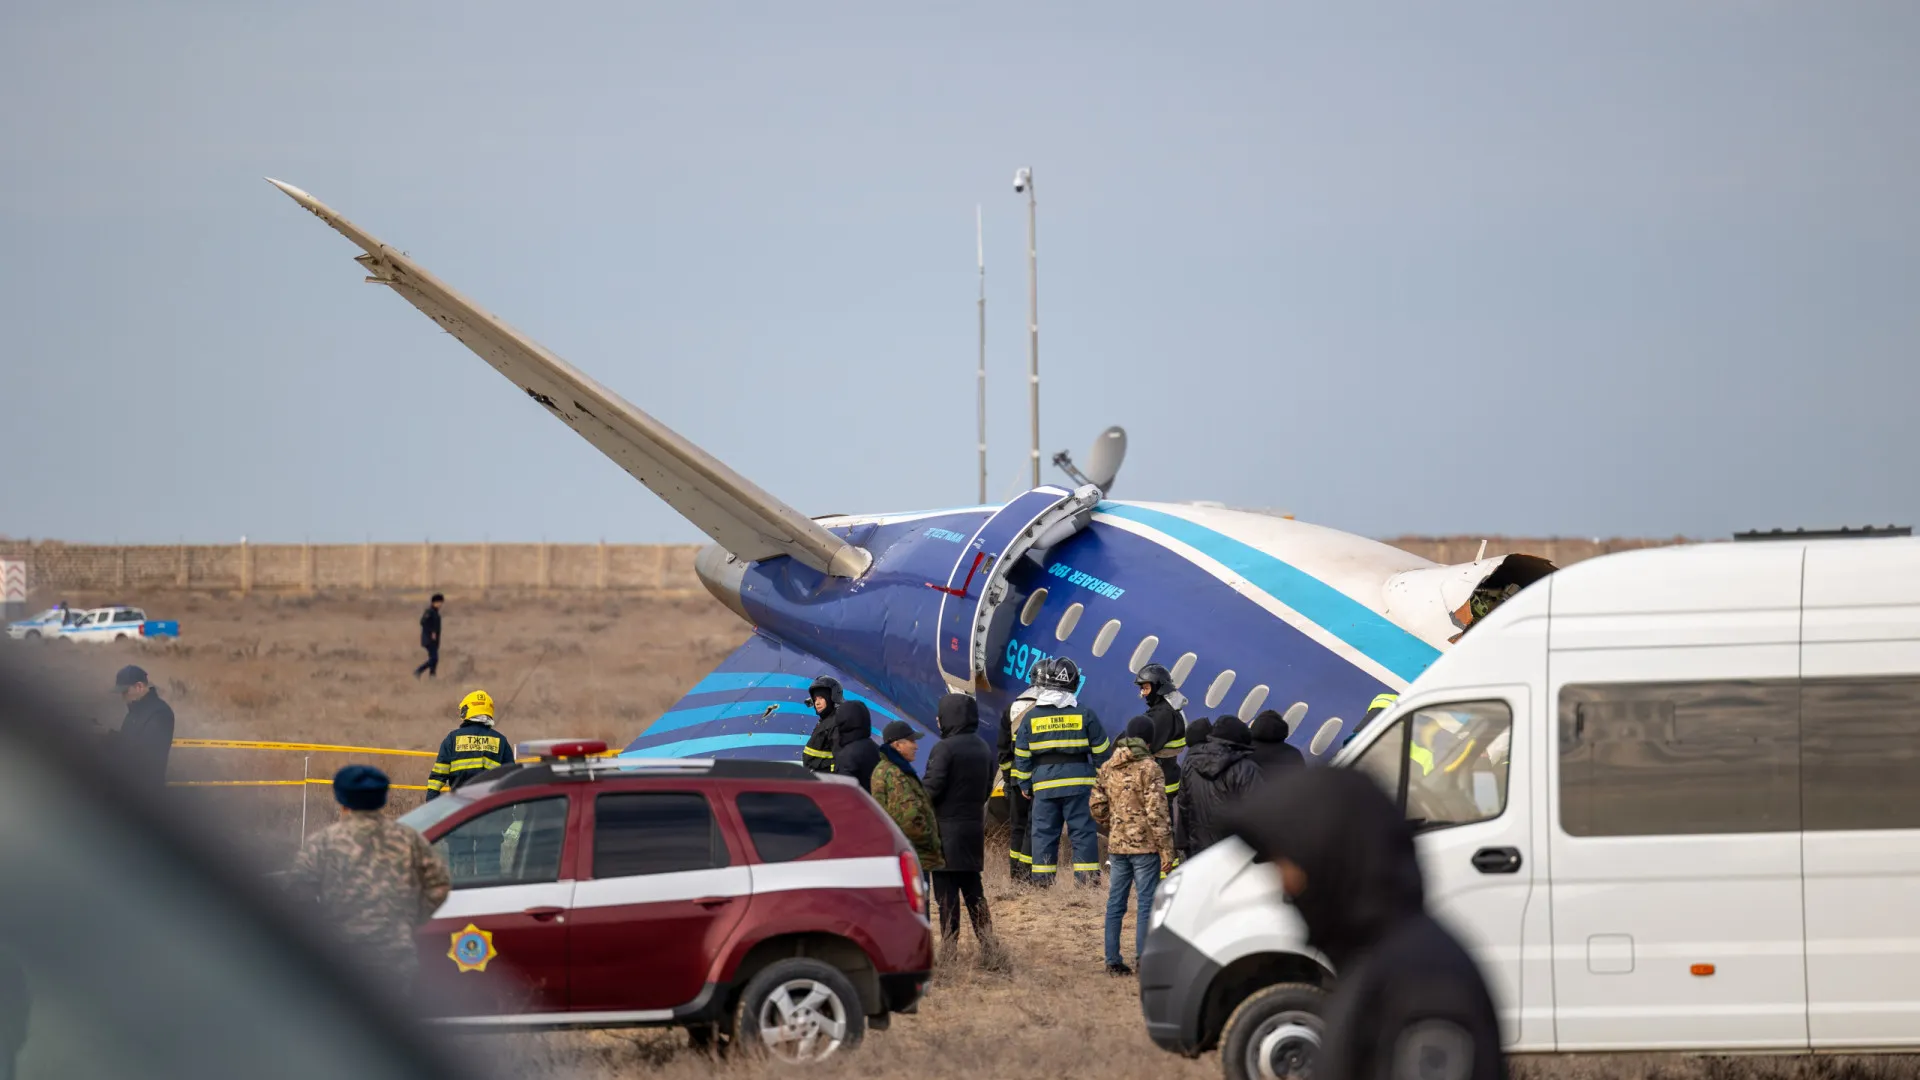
1225 768 1504 1080
1090 715 1174 976
1175 715 1261 856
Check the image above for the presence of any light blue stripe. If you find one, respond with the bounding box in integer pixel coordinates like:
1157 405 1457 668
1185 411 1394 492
681 672 900 722
1097 503 1441 683
645 700 821 737
623 733 813 758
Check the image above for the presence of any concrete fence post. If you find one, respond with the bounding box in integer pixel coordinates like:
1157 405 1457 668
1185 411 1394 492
538 542 550 594
116 547 127 590
240 539 252 596
597 540 608 591
653 545 668 590
362 542 374 590
480 541 491 596
302 542 314 595
177 543 189 588
421 540 432 591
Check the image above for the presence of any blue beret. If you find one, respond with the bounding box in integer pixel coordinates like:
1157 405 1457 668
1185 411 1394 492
333 765 390 810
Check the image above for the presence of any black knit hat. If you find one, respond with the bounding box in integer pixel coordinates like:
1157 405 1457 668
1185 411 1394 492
333 765 390 811
1210 716 1253 747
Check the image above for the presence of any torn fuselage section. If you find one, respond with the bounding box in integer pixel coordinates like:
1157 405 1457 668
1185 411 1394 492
1383 553 1559 650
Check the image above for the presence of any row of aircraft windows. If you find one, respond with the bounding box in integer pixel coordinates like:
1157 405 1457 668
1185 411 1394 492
1018 586 1325 733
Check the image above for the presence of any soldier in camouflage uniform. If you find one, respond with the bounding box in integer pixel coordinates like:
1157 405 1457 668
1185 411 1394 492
870 721 944 873
1090 716 1174 975
284 765 452 986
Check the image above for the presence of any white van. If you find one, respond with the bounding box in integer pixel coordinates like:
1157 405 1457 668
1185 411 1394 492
1138 533 1920 1079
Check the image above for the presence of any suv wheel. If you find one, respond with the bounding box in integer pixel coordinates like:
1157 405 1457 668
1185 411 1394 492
732 958 865 1064
1221 982 1326 1080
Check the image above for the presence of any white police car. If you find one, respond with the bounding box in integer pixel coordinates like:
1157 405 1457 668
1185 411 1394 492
58 605 179 643
6 606 84 640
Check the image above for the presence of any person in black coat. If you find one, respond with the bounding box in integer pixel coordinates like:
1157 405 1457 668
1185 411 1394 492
830 700 879 791
111 665 174 789
414 594 443 678
801 675 844 773
1249 709 1306 777
1174 716 1260 855
922 693 999 953
1226 767 1504 1080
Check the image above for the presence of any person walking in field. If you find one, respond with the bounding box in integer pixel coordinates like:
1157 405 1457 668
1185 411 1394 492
414 593 443 678
1090 715 1174 976
283 765 452 986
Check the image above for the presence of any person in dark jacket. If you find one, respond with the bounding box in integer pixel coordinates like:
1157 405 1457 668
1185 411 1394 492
1183 716 1212 751
830 700 879 791
414 594 443 678
111 665 175 788
1133 664 1186 800
1175 716 1260 854
923 693 998 954
1225 768 1504 1080
801 675 844 773
425 689 515 800
995 688 1042 885
1249 709 1306 777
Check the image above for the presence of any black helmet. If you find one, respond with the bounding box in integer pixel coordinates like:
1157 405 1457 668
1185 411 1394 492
1032 656 1081 691
806 675 844 705
1134 663 1173 696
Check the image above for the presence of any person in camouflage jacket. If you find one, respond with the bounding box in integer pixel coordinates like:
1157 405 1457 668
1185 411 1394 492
284 766 452 984
871 721 944 872
1090 716 1174 973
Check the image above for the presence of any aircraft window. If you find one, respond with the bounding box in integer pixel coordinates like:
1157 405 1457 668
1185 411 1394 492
1054 602 1084 642
1091 620 1122 658
1205 670 1237 709
1237 684 1270 721
1019 588 1048 627
1128 635 1160 674
1309 718 1344 756
1170 652 1198 688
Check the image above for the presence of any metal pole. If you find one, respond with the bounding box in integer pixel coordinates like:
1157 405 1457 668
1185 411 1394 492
299 753 310 843
1025 172 1040 489
977 205 988 504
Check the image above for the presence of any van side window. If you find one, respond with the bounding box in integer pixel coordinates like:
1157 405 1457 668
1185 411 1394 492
1803 675 1920 832
1558 680 1799 838
1351 701 1513 831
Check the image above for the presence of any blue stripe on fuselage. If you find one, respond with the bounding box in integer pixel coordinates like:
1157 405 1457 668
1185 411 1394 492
1095 503 1440 684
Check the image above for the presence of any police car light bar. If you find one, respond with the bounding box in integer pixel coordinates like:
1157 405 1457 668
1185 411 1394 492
518 739 611 761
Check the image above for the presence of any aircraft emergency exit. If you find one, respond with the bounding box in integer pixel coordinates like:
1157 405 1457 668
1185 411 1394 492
269 179 1555 761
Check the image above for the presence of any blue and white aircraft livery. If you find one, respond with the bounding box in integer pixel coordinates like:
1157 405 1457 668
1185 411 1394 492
271 180 1555 769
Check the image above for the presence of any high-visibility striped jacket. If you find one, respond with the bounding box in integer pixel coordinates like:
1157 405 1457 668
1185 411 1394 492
1011 702 1111 798
425 720 514 799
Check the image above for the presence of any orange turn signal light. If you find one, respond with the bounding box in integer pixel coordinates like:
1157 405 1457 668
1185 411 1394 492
1690 963 1716 977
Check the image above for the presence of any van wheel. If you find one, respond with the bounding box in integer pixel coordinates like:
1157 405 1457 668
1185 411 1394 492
732 958 865 1064
1221 982 1326 1080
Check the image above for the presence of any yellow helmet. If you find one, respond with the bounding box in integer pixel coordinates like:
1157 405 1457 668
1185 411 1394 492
458 689 496 724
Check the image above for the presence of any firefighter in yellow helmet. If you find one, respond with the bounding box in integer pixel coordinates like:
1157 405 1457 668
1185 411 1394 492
426 689 515 800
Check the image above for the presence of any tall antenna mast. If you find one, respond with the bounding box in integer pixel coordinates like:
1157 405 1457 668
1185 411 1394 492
976 205 988 504
1015 167 1039 489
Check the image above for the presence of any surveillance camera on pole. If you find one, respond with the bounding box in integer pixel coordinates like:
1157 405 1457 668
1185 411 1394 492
1014 167 1039 488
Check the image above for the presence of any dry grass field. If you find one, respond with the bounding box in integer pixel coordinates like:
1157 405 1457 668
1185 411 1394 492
8 590 1916 1080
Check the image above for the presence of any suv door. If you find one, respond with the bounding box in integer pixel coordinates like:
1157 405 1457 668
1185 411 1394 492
416 794 576 1017
569 787 750 1014
1351 694 1536 1049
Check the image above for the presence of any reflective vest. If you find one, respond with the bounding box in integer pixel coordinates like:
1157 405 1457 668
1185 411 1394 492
1011 705 1112 797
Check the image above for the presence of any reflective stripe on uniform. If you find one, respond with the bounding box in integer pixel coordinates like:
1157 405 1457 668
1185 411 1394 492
1010 767 1033 781
1072 862 1101 872
1410 743 1435 775
1164 737 1186 750
1031 864 1058 874
430 763 451 775
1370 693 1400 711
448 758 500 772
1009 850 1032 864
802 746 834 759
426 779 449 792
1027 738 1092 752
1032 777 1096 792
1164 780 1181 794
1089 738 1111 755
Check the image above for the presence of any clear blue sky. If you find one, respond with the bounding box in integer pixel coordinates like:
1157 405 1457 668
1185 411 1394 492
5 1 1916 544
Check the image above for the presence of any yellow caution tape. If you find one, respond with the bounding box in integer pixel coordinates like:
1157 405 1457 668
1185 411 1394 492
169 778 432 792
172 738 436 759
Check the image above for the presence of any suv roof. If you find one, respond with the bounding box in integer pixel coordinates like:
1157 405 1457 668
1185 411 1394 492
453 755 836 798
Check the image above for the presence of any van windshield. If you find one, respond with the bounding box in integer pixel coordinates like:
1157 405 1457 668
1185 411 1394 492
1351 700 1514 831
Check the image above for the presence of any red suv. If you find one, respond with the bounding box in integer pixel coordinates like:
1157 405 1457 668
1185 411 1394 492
396 740 932 1062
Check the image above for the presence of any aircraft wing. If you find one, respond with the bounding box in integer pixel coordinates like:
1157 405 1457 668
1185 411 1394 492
266 179 870 579
625 631 931 763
